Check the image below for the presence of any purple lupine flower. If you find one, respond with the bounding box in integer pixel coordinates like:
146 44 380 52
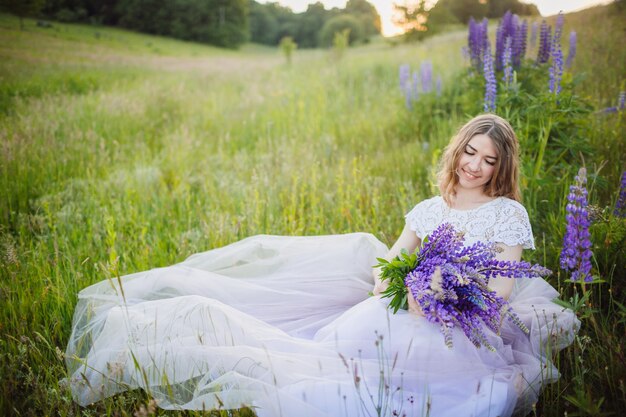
392 223 551 350
560 167 593 282
512 20 528 67
483 41 497 112
495 11 516 71
421 61 433 93
436 76 442 97
555 12 565 39
549 31 564 94
399 64 410 91
599 91 626 114
549 45 563 94
565 31 577 69
530 21 538 50
615 171 626 217
537 20 552 64
412 70 420 102
502 37 513 86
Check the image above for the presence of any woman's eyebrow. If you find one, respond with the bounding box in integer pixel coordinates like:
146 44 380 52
467 144 497 160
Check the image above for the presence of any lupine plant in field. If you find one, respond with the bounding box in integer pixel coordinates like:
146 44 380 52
560 168 593 282
468 17 489 72
483 41 497 112
599 91 626 114
398 61 441 110
502 38 513 86
537 20 552 64
615 171 626 217
566 31 577 69
549 14 565 95
421 61 433 93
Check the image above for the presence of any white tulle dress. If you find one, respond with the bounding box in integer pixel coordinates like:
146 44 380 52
65 196 579 417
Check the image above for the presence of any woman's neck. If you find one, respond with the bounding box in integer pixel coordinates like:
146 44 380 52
449 187 495 210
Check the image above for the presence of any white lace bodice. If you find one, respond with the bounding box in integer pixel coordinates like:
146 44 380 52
405 196 535 249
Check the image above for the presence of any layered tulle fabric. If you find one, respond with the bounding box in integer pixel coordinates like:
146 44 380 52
65 233 579 416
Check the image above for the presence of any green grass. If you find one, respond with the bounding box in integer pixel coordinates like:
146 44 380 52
0 5 625 416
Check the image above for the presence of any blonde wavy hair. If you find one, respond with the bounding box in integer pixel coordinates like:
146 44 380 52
437 114 521 204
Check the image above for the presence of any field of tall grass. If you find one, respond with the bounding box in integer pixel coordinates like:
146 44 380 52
1 3 624 416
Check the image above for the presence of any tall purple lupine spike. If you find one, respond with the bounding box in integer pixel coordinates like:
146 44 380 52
502 37 513 86
549 14 564 95
555 12 565 40
468 17 479 69
537 20 552 64
412 70 420 102
421 61 433 93
512 20 528 68
619 91 625 110
615 171 626 217
549 42 563 94
560 168 593 282
565 31 577 69
399 64 410 91
495 11 517 71
483 41 497 112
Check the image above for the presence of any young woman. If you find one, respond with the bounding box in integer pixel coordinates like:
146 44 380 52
65 114 578 417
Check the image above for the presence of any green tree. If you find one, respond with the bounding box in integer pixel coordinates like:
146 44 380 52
296 2 328 48
0 0 45 29
393 0 431 41
345 0 381 38
279 35 297 64
319 14 364 47
249 0 278 44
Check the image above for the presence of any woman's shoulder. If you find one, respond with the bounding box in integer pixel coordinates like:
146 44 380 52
491 197 535 249
493 196 531 218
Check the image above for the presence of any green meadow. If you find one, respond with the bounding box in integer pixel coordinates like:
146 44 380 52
1 3 625 416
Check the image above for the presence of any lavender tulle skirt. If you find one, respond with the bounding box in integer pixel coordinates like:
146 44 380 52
65 233 579 416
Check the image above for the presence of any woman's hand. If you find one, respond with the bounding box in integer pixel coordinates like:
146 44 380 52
407 287 424 316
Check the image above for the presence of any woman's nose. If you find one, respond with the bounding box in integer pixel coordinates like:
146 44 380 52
468 157 480 171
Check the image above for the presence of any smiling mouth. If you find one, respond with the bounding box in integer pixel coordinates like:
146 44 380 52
462 169 480 180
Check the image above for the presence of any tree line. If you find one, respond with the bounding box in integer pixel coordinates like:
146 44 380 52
1 0 539 49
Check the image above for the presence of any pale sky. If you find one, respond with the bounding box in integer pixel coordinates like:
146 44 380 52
258 0 614 36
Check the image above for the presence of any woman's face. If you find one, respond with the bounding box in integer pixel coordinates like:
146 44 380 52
456 134 498 192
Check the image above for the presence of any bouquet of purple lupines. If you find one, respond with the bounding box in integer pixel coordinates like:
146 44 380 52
376 223 551 351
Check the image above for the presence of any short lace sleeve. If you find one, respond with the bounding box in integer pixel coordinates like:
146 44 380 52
493 199 535 249
405 197 444 241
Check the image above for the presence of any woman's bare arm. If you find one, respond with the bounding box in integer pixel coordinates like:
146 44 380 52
489 243 523 300
372 223 420 296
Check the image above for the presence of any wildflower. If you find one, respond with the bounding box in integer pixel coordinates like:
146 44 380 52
420 61 433 93
560 168 593 282
537 20 552 64
565 31 577 69
615 171 626 217
549 40 563 94
411 70 419 102
502 37 513 86
483 42 497 112
495 11 519 71
512 20 528 68
379 223 551 350
399 64 410 91
619 91 626 110
468 17 489 72
549 14 564 95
